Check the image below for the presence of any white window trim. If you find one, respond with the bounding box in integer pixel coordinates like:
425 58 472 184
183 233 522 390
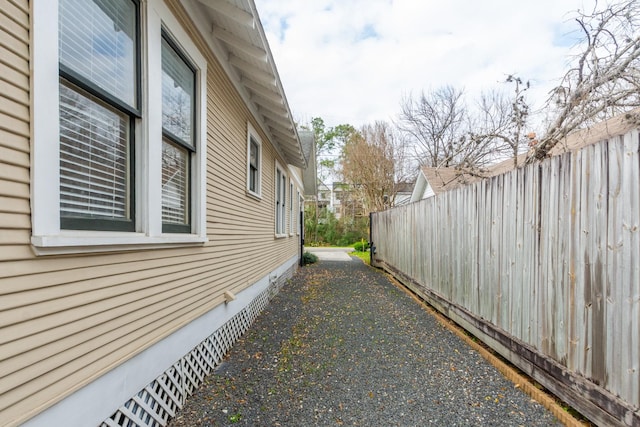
30 0 208 255
246 123 262 199
274 161 287 238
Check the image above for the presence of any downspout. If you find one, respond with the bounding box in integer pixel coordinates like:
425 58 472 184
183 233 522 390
299 209 305 266
369 211 376 267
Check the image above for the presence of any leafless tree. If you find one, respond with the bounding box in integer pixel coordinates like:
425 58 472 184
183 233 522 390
398 83 532 174
467 77 532 169
504 75 531 165
528 0 640 162
341 121 408 213
398 86 469 168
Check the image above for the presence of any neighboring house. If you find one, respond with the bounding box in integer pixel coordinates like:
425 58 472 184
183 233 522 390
410 167 480 202
331 182 365 219
317 180 331 210
0 1 311 426
489 108 640 176
393 181 415 206
410 109 640 201
331 182 343 217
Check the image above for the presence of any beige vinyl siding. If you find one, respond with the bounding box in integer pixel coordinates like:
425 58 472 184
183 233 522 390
0 1 301 426
0 0 31 267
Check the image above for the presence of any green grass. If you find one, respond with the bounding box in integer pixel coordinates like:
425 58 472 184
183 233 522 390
351 250 370 264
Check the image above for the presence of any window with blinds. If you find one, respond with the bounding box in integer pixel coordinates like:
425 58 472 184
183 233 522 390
34 0 208 249
280 172 287 234
58 0 138 231
276 168 282 234
275 167 286 235
289 182 294 234
161 140 189 226
161 34 196 233
249 137 259 194
59 81 130 221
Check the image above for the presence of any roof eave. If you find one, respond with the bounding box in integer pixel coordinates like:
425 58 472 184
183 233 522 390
184 0 307 169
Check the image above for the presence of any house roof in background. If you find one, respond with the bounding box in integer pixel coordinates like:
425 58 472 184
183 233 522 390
395 181 415 193
420 167 482 195
184 0 306 168
420 109 640 197
489 108 640 177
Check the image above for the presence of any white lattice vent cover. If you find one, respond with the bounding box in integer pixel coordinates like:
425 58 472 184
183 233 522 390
100 269 291 427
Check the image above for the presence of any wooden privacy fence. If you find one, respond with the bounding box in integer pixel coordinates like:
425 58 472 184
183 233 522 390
371 131 640 427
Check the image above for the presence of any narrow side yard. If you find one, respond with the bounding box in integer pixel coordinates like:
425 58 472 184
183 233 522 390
169 258 562 426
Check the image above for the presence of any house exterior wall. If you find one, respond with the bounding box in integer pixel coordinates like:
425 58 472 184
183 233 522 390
0 0 30 261
423 183 435 199
0 1 302 426
409 172 436 202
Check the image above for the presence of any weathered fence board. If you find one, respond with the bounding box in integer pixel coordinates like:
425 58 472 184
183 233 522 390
372 130 640 427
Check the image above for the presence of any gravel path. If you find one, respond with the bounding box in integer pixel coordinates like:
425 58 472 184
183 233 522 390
169 258 562 427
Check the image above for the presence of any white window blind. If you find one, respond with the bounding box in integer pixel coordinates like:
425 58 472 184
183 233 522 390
289 182 293 234
162 37 194 146
59 80 130 221
281 174 287 233
59 0 137 107
161 35 195 232
58 0 137 230
276 168 286 235
276 168 282 234
161 140 189 225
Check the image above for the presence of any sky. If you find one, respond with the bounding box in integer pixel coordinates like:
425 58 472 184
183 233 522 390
254 0 593 129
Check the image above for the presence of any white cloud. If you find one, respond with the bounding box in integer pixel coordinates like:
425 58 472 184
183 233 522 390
255 0 592 129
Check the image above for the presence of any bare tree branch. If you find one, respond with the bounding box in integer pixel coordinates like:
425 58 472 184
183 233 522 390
528 0 640 162
397 86 469 168
398 79 532 174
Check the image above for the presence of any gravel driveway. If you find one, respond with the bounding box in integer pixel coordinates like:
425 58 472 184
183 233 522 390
168 257 562 427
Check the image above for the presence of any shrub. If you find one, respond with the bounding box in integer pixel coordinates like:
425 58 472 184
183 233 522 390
353 240 369 252
302 251 319 265
336 237 351 247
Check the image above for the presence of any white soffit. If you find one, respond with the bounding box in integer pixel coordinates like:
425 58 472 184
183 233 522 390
188 0 307 168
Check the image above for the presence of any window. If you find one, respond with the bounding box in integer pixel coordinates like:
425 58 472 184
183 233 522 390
246 124 261 197
297 191 303 235
31 0 208 254
161 33 195 233
289 181 294 235
58 0 139 231
275 163 286 236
